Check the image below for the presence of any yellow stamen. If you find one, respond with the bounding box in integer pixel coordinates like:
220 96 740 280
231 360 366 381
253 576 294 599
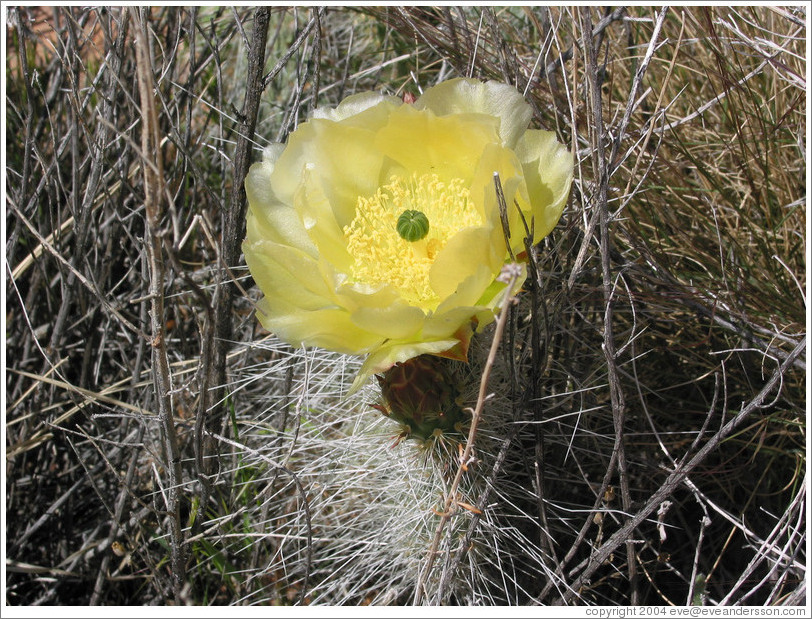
344 173 481 309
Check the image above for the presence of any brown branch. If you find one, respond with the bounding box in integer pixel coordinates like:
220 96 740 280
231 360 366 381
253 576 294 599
413 265 521 605
436 423 522 603
538 7 627 81
553 336 806 605
131 6 185 601
581 6 637 603
202 5 270 517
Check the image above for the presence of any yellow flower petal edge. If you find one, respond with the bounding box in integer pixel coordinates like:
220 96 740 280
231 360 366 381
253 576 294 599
243 77 573 393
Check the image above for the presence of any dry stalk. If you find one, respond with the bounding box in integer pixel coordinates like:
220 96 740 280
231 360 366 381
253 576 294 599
413 265 521 605
130 6 185 600
199 7 271 528
206 5 270 455
554 336 807 605
435 422 523 603
579 6 638 604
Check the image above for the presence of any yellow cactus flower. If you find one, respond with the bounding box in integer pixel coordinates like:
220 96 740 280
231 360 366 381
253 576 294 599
243 78 573 393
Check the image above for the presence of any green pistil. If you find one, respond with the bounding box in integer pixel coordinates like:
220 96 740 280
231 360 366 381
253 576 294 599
396 209 430 242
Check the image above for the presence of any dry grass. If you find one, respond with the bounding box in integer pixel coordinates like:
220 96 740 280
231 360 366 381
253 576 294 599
4 5 806 607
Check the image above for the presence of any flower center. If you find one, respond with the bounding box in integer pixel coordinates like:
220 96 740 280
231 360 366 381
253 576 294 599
344 173 481 308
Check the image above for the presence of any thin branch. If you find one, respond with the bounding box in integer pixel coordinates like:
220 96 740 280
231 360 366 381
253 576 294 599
608 7 668 176
554 336 806 605
539 7 627 81
579 6 637 604
205 5 271 501
413 264 521 605
131 6 185 600
436 424 521 603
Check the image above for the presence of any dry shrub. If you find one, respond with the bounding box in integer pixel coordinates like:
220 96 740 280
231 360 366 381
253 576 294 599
5 5 805 606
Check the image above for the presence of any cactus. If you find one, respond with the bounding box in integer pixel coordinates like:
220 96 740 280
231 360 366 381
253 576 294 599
209 332 553 605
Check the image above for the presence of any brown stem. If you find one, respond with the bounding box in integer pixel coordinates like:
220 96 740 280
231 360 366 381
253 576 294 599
579 6 638 604
413 266 521 605
131 7 185 600
554 336 806 605
204 6 270 483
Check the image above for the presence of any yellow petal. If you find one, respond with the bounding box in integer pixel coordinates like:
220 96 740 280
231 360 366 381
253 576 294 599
336 279 404 310
261 143 286 167
243 239 334 310
348 339 462 394
308 121 387 228
422 263 504 341
374 105 500 183
477 263 527 310
423 306 483 341
515 130 574 243
467 142 532 255
257 298 382 355
468 142 523 220
429 227 500 299
433 263 498 316
350 304 425 339
245 162 316 255
312 92 401 123
272 120 386 229
293 172 353 273
415 77 532 148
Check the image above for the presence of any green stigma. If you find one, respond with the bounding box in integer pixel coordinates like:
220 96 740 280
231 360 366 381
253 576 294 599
396 209 430 242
